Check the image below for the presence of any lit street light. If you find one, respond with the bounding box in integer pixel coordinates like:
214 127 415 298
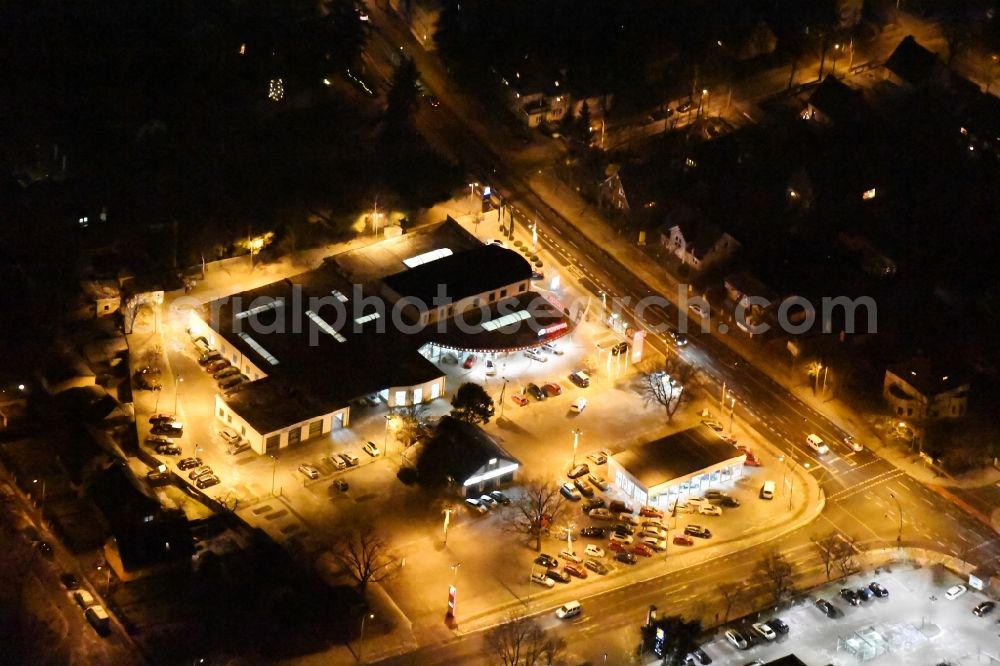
442 506 454 545
889 492 903 549
383 415 392 458
269 455 278 497
358 612 375 663
32 478 45 511
571 429 582 468
173 375 183 415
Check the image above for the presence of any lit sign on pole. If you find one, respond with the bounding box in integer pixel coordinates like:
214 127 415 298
447 585 458 617
631 330 645 363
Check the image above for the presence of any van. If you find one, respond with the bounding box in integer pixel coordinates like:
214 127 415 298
85 605 111 635
806 434 829 455
555 600 582 619
570 398 588 413
74 590 96 609
569 371 590 388
760 480 775 500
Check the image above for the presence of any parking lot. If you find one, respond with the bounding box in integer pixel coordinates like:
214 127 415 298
688 565 1000 666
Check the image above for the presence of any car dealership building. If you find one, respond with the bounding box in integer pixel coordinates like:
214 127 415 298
608 426 747 508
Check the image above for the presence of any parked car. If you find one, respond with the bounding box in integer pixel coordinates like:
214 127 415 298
526 383 546 401
973 600 996 617
868 581 889 598
545 569 571 584
530 572 555 588
587 452 608 465
616 551 638 565
752 622 776 641
814 598 837 617
725 629 750 650
564 563 588 578
479 494 498 509
149 413 175 425
631 543 654 557
945 584 967 600
217 428 240 446
560 483 581 501
684 525 712 539
560 549 582 563
542 343 564 355
699 504 722 516
463 354 477 369
205 360 230 373
334 478 349 492
325 455 347 470
609 499 633 514
585 559 609 575
608 540 627 553
611 342 629 356
582 498 606 512
490 490 511 505
298 464 321 480
227 440 251 455
485 359 496 376
524 349 547 363
673 535 694 546
60 572 80 590
74 590 95 609
719 496 742 508
640 506 664 518
85 605 111 636
339 453 360 467
568 371 590 388
856 586 875 602
542 382 563 397
362 441 380 457
588 474 611 491
641 536 667 551
584 544 605 558
218 374 247 392
567 464 590 479
198 351 223 365
178 457 202 470
581 527 609 538
156 443 182 456
535 554 559 568
766 618 789 634
570 397 588 413
640 526 666 538
689 647 711 664
573 479 594 498
213 366 241 380
151 421 184 437
465 498 487 514
189 466 214 480
511 393 529 407
613 523 635 536
196 475 220 489
609 533 633 545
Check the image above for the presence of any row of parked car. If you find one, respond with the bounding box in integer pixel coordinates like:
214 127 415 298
194 337 249 394
63 578 111 636
465 490 511 513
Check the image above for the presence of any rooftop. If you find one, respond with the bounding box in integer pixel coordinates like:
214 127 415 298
381 243 532 305
808 75 867 125
885 36 943 87
612 426 745 488
428 416 520 484
888 356 969 396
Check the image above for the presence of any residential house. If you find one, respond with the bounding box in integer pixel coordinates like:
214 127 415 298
598 163 667 229
723 271 777 333
89 462 194 581
802 76 868 126
499 66 571 128
423 416 521 496
74 280 121 320
661 213 740 271
883 36 949 91
883 357 969 420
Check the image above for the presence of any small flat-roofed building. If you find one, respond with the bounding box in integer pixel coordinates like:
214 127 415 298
421 416 520 495
380 243 533 326
608 426 746 508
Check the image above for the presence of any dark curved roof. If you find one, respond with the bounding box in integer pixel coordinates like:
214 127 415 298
382 244 532 304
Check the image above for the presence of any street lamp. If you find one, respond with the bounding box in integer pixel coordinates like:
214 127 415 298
831 43 842 76
571 429 582 468
889 492 903 549
498 377 510 420
442 506 454 545
173 375 183 415
383 415 391 458
269 455 278 497
32 478 45 511
358 612 375 663
96 562 112 595
701 88 710 117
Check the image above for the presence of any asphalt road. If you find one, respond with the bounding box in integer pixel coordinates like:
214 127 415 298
360 6 1000 663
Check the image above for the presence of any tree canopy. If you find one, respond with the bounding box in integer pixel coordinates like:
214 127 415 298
450 382 495 425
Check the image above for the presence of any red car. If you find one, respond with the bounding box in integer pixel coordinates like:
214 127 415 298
463 354 477 369
639 506 664 518
744 453 763 467
541 382 563 397
564 562 588 579
511 394 529 407
672 535 694 547
608 540 628 553
632 543 654 558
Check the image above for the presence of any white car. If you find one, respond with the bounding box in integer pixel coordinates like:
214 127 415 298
609 533 634 545
945 584 967 600
584 544 605 558
725 629 749 650
542 343 564 356
844 435 863 452
570 398 588 414
640 527 666 539
699 504 723 516
524 349 547 363
560 550 583 563
588 508 613 520
530 572 555 588
806 434 830 455
555 601 581 619
362 441 381 457
297 464 320 480
641 536 667 551
216 427 240 446
486 359 496 376
586 451 607 465
588 474 611 491
465 498 488 514
752 622 776 641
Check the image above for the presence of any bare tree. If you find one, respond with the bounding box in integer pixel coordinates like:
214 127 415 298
716 581 745 624
639 356 696 422
832 534 860 579
758 552 796 606
812 533 839 581
328 524 399 590
501 478 566 551
391 404 430 449
483 611 566 666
